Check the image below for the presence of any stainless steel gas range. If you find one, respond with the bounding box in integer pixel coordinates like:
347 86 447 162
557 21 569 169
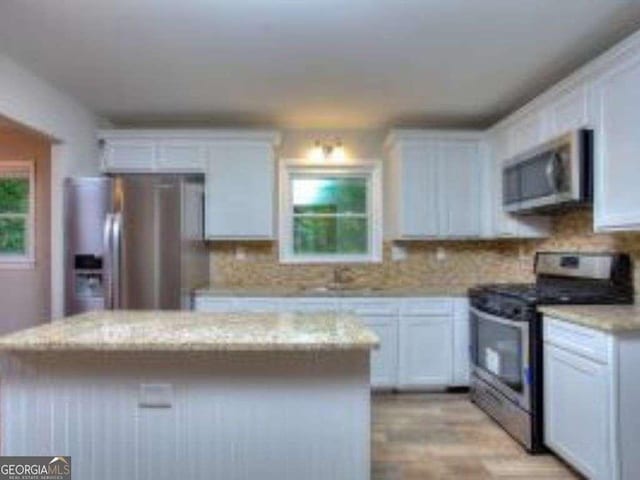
468 252 633 453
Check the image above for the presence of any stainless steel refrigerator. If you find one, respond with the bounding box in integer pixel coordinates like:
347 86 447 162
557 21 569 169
64 175 209 315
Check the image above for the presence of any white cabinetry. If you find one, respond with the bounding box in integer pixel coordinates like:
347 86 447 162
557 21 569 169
102 139 156 172
156 140 208 172
592 50 640 231
545 84 591 138
100 130 281 240
386 130 484 239
205 142 276 239
507 110 545 157
439 141 482 237
452 298 470 386
194 295 469 390
341 299 399 389
397 299 454 389
544 343 610 479
543 316 640 480
398 315 452 388
388 141 439 238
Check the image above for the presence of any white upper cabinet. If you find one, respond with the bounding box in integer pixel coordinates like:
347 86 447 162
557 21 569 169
388 140 439 238
99 129 280 240
385 130 484 239
156 140 208 172
439 140 482 237
591 49 640 231
545 83 591 138
507 110 545 157
206 141 277 240
101 139 156 172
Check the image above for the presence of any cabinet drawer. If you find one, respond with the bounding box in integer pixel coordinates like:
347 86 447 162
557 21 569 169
234 298 281 313
279 298 338 312
193 297 236 313
340 299 399 316
543 316 611 364
401 298 453 316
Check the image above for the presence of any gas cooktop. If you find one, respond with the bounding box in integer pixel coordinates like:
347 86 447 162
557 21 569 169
474 282 633 305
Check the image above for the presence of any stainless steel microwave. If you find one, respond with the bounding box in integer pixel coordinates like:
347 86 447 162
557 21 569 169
502 129 593 214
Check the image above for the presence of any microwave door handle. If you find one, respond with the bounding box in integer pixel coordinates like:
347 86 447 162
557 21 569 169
103 213 114 310
545 153 562 192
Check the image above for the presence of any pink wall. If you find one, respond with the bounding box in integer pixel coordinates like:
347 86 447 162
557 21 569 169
0 125 51 334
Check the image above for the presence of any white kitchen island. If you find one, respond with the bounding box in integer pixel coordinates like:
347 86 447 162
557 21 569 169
0 310 378 480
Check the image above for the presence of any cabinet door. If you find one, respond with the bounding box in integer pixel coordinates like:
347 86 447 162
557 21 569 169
439 141 481 237
544 344 611 480
358 315 399 389
452 299 470 386
156 141 207 172
206 143 275 239
507 111 545 157
399 142 439 238
102 140 156 172
398 315 452 389
546 84 590 139
592 53 640 231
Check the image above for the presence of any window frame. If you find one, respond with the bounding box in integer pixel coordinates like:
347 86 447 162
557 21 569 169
279 158 382 264
0 160 35 268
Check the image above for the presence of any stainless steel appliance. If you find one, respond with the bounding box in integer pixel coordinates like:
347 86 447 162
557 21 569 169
64 175 208 315
503 129 593 214
469 252 633 453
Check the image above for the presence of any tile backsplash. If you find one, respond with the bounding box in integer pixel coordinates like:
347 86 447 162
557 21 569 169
208 211 640 294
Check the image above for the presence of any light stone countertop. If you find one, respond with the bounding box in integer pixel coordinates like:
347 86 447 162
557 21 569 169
540 304 640 333
194 285 470 298
0 310 379 353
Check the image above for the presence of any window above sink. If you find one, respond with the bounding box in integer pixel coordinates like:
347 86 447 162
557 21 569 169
279 159 382 264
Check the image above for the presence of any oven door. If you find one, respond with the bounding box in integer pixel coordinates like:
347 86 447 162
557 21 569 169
470 306 531 412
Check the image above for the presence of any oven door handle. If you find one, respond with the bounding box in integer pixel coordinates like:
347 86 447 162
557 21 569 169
469 306 529 331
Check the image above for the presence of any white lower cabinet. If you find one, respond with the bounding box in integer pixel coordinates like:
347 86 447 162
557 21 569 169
398 315 453 388
544 343 610 479
543 316 640 480
452 298 471 386
358 315 399 388
194 295 470 391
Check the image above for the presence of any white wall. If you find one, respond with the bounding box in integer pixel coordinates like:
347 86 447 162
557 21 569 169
0 53 102 318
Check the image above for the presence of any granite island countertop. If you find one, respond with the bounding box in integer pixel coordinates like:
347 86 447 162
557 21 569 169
0 310 379 353
194 285 470 298
540 304 640 333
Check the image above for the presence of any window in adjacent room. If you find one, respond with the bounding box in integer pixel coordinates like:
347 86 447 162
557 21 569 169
0 161 35 266
279 161 382 263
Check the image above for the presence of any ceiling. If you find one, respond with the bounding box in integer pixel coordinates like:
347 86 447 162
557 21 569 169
1 0 640 129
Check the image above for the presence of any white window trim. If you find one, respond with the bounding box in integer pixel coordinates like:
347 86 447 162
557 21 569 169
279 158 382 264
0 160 35 269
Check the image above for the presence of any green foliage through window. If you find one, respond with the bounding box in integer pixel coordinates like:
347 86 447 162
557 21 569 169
292 176 369 255
0 174 30 256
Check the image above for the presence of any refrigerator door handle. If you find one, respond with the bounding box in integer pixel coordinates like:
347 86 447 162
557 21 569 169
112 212 123 309
103 213 114 309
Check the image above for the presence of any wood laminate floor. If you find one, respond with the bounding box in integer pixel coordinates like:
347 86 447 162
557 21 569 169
372 393 581 480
